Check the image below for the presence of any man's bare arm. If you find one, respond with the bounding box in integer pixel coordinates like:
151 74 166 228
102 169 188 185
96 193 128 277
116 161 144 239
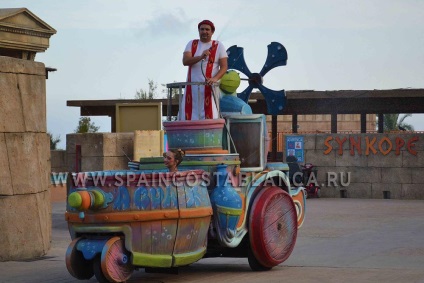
207 57 228 84
182 50 210 66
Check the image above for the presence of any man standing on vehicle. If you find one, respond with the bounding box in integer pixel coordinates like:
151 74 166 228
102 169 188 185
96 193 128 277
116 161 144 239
180 20 228 120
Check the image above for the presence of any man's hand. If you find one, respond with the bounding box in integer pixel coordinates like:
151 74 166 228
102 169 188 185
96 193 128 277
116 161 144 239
183 50 210 66
201 49 210 60
205 77 218 85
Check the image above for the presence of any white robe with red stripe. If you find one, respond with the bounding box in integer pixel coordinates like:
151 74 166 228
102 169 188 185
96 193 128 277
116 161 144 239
179 40 227 120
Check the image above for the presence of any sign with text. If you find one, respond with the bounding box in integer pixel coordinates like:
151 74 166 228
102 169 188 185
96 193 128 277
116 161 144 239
285 135 304 162
323 135 419 156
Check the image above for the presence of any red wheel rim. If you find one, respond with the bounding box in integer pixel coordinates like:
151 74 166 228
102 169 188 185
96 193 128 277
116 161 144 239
101 237 134 282
249 187 298 267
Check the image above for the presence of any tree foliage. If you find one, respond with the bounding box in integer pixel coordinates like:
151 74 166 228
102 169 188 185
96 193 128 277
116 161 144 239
48 132 61 150
383 114 414 132
74 117 100 133
161 81 180 98
135 79 158 99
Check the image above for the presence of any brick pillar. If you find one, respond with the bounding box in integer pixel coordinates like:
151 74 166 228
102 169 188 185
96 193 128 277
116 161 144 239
0 56 51 261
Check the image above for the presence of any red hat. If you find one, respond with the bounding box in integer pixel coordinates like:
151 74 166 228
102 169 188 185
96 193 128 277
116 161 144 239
198 20 215 32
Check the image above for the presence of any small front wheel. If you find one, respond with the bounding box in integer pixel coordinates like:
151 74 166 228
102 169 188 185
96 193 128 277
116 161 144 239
93 256 110 283
65 237 94 280
94 237 134 283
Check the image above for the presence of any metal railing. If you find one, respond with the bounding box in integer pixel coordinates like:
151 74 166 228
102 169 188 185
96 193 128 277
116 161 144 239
165 81 220 121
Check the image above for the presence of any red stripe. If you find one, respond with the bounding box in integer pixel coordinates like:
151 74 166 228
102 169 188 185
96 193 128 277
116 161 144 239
204 41 218 119
185 40 199 120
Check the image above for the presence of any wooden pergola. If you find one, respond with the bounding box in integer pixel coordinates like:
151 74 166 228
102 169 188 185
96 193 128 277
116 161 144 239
68 88 424 131
68 88 424 159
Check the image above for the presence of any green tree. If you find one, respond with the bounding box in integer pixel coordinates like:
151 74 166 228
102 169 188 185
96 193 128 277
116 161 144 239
135 79 158 99
74 117 100 133
383 114 414 132
48 132 61 150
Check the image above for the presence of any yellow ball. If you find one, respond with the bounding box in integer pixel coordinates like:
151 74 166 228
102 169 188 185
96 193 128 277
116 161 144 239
68 192 82 209
220 70 240 95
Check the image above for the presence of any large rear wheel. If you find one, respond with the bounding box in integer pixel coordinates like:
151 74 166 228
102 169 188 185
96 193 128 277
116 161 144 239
248 247 272 271
248 186 298 270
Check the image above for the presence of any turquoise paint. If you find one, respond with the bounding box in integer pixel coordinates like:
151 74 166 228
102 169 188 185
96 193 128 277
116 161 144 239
167 128 223 149
210 164 242 246
185 185 210 208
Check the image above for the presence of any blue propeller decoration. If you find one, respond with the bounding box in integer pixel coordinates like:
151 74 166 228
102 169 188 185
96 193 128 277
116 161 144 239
226 42 288 115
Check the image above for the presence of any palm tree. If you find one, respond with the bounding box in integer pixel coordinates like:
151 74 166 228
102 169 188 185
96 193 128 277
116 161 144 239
383 114 414 132
397 114 414 131
48 132 61 150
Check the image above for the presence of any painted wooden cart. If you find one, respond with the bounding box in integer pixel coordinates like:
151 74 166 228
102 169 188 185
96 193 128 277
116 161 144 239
65 113 306 283
65 43 306 282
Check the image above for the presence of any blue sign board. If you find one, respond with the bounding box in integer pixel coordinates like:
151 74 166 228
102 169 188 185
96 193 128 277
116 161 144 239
285 136 304 162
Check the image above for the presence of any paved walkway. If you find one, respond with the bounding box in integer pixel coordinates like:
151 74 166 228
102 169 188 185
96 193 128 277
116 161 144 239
1 198 424 283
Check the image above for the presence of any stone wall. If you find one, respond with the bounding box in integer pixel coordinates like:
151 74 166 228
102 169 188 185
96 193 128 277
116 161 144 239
0 56 51 261
301 133 424 199
266 114 377 133
66 133 134 172
50 150 67 172
50 135 134 203
59 132 424 200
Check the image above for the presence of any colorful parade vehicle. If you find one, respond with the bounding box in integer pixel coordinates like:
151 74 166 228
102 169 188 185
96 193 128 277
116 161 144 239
65 42 306 283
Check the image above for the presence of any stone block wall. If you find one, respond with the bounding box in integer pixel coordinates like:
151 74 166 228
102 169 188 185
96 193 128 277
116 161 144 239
0 56 51 261
59 132 424 200
50 150 67 202
300 133 424 199
66 132 134 172
50 150 67 172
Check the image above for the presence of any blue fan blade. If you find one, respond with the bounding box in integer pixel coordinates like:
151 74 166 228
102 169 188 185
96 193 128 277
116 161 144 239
227 45 252 77
237 85 254 103
257 84 286 115
259 42 288 77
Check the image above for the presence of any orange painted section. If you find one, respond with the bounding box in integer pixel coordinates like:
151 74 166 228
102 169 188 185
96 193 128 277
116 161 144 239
66 209 180 223
378 137 392 155
236 194 246 228
365 137 377 155
179 207 213 218
407 136 419 155
291 191 305 228
66 206 212 223
79 191 91 210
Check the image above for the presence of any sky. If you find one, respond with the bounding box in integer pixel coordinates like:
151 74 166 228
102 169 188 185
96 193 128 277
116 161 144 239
4 0 424 149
